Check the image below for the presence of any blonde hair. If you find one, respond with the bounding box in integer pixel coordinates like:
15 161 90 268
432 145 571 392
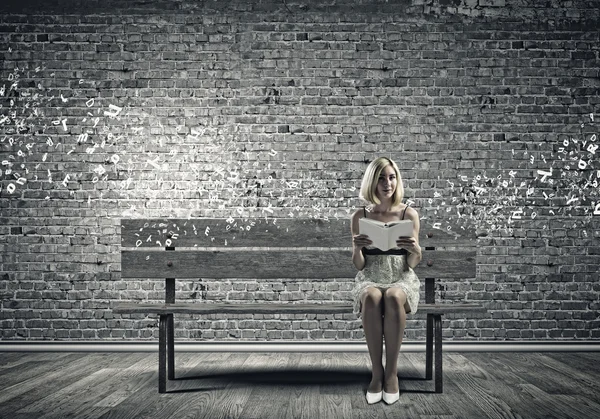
359 157 404 207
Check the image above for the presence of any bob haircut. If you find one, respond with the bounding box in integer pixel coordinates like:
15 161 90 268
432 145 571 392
359 157 404 208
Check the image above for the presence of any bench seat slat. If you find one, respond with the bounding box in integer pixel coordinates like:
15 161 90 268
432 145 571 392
114 302 355 315
121 250 476 279
113 302 486 315
419 303 486 314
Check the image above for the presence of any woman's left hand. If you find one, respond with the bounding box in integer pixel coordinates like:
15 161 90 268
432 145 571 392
396 236 421 255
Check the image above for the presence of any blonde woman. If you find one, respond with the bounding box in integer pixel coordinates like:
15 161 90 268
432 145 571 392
350 157 422 405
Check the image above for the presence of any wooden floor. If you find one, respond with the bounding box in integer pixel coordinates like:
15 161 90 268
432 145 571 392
1 351 599 419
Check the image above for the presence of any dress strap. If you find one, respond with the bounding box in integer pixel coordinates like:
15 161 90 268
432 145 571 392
402 205 408 220
363 206 367 218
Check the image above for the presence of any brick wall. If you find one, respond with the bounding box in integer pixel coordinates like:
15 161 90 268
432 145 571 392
1 0 599 341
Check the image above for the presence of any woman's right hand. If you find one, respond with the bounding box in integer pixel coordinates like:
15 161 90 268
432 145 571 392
353 234 372 249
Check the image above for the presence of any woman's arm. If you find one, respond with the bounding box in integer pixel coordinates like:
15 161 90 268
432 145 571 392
351 210 371 270
396 207 422 269
406 246 422 269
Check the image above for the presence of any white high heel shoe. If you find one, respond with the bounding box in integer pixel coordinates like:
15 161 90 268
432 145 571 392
382 390 400 405
366 390 383 404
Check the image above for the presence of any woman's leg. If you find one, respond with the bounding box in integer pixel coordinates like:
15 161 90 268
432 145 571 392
361 287 384 393
382 287 408 394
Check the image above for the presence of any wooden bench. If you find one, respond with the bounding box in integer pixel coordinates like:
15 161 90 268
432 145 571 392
114 218 485 393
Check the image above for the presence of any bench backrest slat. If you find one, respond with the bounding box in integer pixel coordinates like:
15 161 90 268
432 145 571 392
122 218 349 248
121 249 476 279
121 218 475 249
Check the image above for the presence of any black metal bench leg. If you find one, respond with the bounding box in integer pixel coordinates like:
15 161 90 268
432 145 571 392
159 314 168 393
167 314 175 380
426 314 433 380
434 314 443 393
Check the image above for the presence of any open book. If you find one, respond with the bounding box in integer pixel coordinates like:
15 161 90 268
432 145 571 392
359 218 414 251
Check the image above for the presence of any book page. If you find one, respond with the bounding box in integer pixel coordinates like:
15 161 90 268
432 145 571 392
359 219 413 251
358 218 390 251
387 220 413 249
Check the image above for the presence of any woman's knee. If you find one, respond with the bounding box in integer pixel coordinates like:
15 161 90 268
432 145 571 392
384 288 407 311
361 287 383 310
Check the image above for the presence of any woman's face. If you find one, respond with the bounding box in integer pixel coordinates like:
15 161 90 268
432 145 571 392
376 165 397 201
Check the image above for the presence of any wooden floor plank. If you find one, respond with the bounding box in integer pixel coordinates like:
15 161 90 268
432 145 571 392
479 352 596 399
16 353 154 419
569 351 600 370
0 352 28 366
530 352 600 396
470 352 583 419
0 353 89 391
444 353 523 419
319 391 354 419
343 352 376 408
320 352 397 417
518 384 600 419
399 352 439 393
17 367 119 416
239 352 299 419
91 355 159 409
168 352 239 419
169 352 278 419
118 353 249 419
0 353 125 416
400 352 495 418
543 352 600 376
93 373 155 409
97 353 212 419
565 395 600 419
0 352 71 370
319 352 369 396
239 380 290 419
1 351 600 419
381 399 422 419
400 352 459 417
169 379 253 419
284 385 322 419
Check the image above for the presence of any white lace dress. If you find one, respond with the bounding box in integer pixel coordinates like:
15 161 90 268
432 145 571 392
351 245 421 317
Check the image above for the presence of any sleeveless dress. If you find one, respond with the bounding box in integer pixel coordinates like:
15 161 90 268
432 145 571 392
351 205 421 317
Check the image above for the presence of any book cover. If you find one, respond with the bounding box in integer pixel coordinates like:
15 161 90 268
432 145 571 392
359 218 414 251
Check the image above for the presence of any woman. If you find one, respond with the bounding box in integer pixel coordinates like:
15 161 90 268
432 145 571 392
350 157 422 405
